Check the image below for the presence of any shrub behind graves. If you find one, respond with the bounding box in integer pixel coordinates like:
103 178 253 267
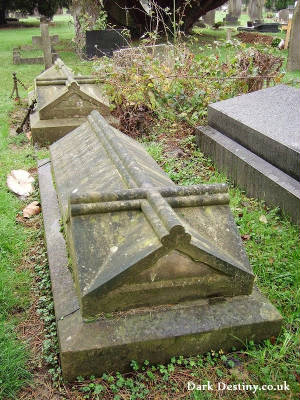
97 41 283 138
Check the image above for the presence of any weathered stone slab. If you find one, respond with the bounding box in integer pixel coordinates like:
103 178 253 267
208 85 300 180
51 111 255 319
58 288 281 381
196 126 300 225
38 113 282 379
30 58 117 144
203 10 215 26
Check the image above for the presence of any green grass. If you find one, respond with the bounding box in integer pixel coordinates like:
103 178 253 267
144 138 300 397
0 15 81 399
0 13 299 400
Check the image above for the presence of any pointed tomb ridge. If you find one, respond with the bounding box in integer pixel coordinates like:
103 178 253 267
50 111 254 319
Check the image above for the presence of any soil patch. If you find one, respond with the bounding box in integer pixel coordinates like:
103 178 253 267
236 32 274 45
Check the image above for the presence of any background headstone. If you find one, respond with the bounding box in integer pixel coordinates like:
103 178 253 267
231 0 242 18
248 0 264 22
287 1 300 71
278 8 290 24
224 0 241 25
202 10 215 26
85 30 127 58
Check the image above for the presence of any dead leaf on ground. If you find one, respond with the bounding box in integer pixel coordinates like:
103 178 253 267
23 201 41 218
26 131 32 140
259 215 268 224
241 234 251 241
7 169 35 197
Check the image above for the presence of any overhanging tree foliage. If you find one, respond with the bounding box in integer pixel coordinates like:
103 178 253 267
102 0 230 36
0 0 68 24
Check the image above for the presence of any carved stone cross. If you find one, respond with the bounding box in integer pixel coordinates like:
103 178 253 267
37 23 55 69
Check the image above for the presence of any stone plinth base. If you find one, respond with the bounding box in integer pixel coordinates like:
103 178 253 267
196 126 300 225
38 159 282 381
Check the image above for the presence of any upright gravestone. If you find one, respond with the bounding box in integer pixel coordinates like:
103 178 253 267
85 30 127 58
38 110 282 380
203 10 215 26
287 1 300 71
232 0 242 18
248 0 264 22
224 0 241 24
278 8 290 24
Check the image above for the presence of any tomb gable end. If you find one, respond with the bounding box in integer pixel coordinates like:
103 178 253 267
50 111 254 320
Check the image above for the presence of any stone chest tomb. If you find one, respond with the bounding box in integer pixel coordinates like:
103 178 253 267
30 58 117 144
39 111 282 380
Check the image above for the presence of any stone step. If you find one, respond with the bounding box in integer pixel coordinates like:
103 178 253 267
196 125 300 225
207 85 300 180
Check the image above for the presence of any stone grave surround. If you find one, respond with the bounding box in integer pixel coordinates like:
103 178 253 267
13 24 58 66
237 22 280 33
29 58 118 144
196 85 300 225
38 110 282 380
13 47 58 65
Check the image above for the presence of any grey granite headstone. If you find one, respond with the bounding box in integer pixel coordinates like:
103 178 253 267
38 110 282 379
29 58 118 144
196 85 300 225
207 85 300 180
237 23 280 32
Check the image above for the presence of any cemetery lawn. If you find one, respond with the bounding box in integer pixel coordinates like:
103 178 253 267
0 15 299 400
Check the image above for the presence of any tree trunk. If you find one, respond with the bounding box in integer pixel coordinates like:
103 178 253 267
0 8 7 25
70 3 85 57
